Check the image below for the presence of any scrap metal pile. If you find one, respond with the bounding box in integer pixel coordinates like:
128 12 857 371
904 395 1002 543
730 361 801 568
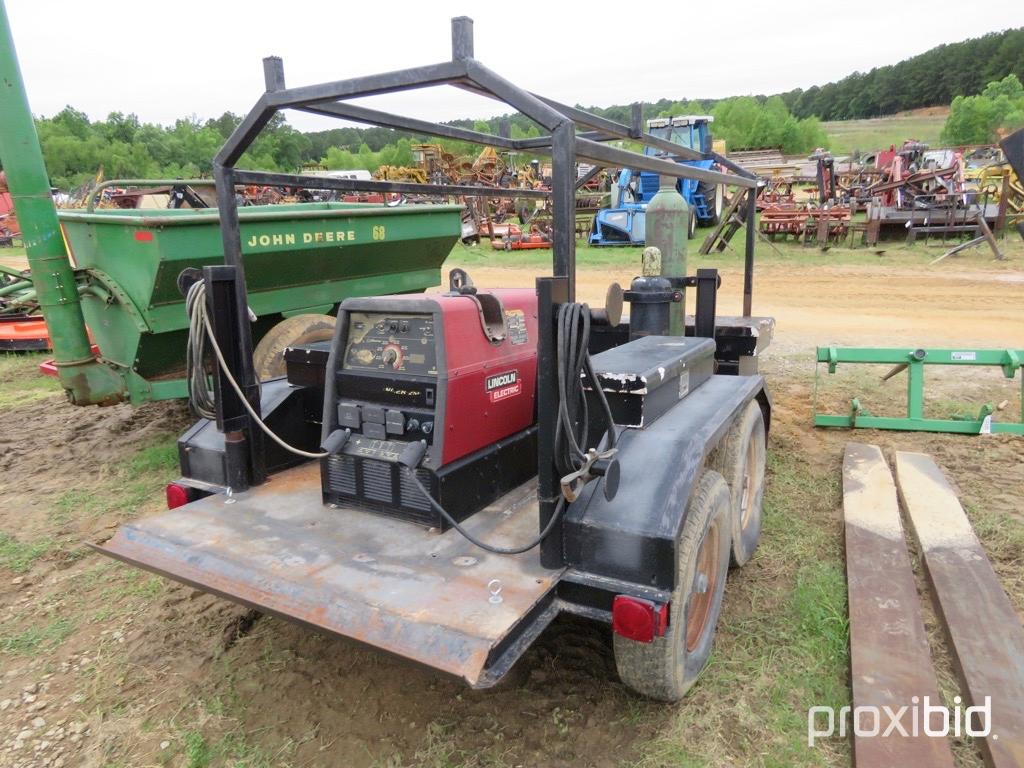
0 263 50 350
754 152 851 245
746 138 1023 248
759 203 851 245
860 141 966 208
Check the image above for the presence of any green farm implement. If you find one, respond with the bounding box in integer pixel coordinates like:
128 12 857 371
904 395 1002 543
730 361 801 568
814 346 1024 435
0 6 461 405
53 202 461 403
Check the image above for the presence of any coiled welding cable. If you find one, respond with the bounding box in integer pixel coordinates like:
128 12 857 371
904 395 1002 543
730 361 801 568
404 301 617 554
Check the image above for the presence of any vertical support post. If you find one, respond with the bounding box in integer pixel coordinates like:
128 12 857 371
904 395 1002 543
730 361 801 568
995 174 1008 235
451 16 474 60
211 165 266 487
203 265 265 490
551 122 576 300
630 103 643 138
907 358 925 420
693 269 718 339
537 276 569 569
743 186 757 317
263 56 285 92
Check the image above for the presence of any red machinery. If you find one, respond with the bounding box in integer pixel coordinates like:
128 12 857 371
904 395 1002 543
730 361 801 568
0 316 50 351
0 171 19 240
0 180 49 349
491 224 552 250
322 283 539 526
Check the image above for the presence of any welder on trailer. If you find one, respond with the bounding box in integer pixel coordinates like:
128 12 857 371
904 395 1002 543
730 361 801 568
95 16 772 702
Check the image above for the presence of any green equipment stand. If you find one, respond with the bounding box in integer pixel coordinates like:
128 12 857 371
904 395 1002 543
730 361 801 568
814 346 1024 435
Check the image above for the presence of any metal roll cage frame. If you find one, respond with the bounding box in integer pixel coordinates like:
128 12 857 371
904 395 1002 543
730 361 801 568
212 15 759 309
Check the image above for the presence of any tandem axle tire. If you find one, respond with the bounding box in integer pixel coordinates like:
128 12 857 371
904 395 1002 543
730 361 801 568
614 469 732 701
252 314 336 381
709 400 767 567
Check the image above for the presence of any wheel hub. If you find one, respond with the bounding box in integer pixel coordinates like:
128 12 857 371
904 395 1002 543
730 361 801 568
685 519 721 652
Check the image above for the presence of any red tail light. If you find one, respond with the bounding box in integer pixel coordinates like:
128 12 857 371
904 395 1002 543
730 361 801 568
612 596 669 643
165 483 191 510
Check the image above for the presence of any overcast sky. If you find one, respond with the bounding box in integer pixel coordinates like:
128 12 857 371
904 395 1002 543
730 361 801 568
5 0 1023 132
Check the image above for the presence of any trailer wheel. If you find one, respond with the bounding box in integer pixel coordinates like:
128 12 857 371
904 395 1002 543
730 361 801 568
252 314 336 381
614 470 732 701
708 400 766 567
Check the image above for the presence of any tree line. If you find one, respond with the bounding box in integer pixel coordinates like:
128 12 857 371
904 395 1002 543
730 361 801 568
778 27 1024 121
6 26 1020 190
25 94 823 192
941 74 1024 144
33 108 310 191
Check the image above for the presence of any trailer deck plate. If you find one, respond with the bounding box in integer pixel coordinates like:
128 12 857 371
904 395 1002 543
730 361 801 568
94 463 562 687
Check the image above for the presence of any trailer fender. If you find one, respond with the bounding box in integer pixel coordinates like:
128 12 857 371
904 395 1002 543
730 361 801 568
756 384 773 434
562 374 767 594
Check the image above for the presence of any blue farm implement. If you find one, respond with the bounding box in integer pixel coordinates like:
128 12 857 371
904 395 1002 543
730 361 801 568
590 116 725 246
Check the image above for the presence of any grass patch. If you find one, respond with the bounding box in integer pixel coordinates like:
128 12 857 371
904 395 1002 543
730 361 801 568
51 435 179 523
126 440 180 475
0 617 75 655
184 731 212 768
0 531 52 572
76 563 165 622
822 111 946 155
634 448 849 767
444 222 1020 280
176 727 282 768
0 352 61 407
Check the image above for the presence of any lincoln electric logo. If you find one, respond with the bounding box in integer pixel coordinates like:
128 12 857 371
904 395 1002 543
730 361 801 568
486 370 521 402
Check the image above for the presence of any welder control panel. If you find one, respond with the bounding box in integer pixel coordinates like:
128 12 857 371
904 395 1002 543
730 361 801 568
342 312 439 375
336 311 440 446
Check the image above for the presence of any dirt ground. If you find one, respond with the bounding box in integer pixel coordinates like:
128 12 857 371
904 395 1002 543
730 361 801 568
459 260 1024 350
0 243 1022 767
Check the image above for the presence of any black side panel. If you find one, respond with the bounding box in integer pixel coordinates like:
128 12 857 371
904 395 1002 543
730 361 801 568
1001 128 1024 179
585 335 716 428
322 427 538 530
179 379 321 487
562 374 766 592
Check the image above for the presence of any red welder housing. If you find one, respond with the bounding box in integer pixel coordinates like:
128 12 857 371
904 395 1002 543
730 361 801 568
332 288 539 469
435 288 538 464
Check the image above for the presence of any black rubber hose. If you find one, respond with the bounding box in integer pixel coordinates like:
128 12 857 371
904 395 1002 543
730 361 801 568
404 467 566 555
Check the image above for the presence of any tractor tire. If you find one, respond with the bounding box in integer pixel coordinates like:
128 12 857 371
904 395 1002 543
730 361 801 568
708 401 766 567
696 181 724 227
614 469 732 701
252 314 336 381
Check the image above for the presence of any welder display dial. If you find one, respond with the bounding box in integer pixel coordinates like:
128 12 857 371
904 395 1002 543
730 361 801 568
342 312 438 375
381 343 403 369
